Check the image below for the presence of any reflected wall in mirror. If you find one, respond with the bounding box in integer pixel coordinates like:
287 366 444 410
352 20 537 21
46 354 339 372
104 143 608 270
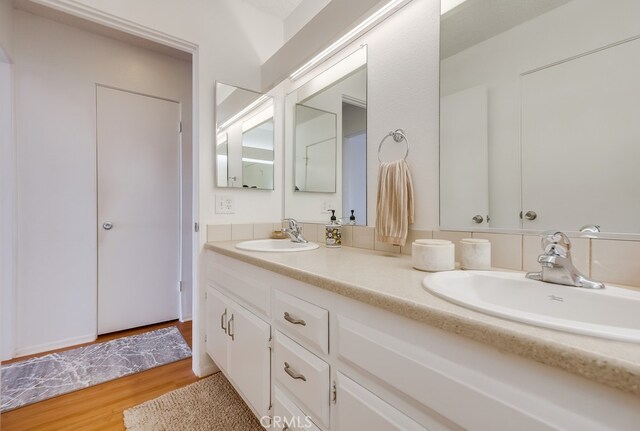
215 82 274 189
440 0 640 234
285 46 367 224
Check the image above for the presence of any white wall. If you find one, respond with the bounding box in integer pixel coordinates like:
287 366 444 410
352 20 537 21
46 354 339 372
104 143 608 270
441 0 640 229
33 0 285 375
0 0 15 360
365 0 440 230
61 0 285 225
12 10 193 356
282 0 440 229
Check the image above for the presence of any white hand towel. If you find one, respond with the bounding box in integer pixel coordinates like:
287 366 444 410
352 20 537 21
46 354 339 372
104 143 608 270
375 159 414 247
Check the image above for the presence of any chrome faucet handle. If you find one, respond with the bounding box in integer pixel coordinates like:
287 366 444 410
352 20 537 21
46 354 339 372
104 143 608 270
282 218 298 230
540 231 571 253
528 229 604 289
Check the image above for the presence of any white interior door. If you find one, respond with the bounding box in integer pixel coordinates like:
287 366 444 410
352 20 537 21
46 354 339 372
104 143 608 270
521 38 640 232
97 86 180 334
440 85 489 228
305 138 336 192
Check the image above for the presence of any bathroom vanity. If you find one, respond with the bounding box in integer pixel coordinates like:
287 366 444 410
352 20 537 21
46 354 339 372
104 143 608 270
204 242 640 431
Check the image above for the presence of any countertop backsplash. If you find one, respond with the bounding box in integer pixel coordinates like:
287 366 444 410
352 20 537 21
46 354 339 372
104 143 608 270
207 224 640 289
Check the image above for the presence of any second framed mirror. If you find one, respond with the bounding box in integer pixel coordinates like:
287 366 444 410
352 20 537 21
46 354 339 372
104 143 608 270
284 45 368 224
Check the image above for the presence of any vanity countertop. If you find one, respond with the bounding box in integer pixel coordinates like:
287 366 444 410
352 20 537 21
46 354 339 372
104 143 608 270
205 241 640 397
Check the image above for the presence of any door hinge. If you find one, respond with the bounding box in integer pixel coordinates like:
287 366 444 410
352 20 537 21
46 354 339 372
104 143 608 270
179 121 183 133
178 281 183 292
194 222 199 233
204 334 207 343
331 381 337 404
204 291 207 300
267 335 273 350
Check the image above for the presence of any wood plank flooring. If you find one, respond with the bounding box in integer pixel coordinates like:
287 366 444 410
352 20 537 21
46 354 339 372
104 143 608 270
1 320 200 431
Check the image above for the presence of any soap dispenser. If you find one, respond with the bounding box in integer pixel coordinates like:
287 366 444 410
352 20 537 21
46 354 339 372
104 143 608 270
325 209 342 248
349 210 356 225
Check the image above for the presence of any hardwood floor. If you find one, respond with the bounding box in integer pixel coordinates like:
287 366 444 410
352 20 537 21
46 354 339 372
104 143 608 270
1 320 200 431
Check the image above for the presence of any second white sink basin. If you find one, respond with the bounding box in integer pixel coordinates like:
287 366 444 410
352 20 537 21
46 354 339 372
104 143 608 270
235 239 319 252
422 271 640 342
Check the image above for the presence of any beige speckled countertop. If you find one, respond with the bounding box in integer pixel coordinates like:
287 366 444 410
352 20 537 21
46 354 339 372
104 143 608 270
205 241 640 397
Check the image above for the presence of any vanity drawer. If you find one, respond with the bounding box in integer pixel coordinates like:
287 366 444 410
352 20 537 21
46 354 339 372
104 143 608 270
208 252 270 317
274 290 329 354
273 386 321 431
274 331 330 429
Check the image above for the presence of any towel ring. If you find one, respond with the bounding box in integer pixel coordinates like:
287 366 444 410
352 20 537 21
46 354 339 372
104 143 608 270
377 129 409 163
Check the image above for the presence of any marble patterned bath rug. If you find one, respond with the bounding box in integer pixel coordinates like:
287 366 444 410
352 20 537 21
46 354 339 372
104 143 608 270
1 326 191 412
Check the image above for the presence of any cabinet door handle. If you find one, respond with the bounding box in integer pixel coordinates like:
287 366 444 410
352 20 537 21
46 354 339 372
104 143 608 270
220 308 227 333
284 362 306 381
227 314 234 341
284 312 306 326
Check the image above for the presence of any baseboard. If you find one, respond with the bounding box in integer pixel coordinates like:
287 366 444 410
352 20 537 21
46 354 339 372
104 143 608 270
13 333 97 358
198 363 219 377
180 315 193 322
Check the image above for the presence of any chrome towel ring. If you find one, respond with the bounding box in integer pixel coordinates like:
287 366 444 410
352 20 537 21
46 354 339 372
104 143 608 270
377 129 409 163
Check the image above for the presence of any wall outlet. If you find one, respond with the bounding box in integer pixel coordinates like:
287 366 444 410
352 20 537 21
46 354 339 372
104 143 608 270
215 195 235 214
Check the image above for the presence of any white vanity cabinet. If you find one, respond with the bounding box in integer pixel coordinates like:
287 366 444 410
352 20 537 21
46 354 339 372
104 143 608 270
205 250 640 431
205 284 271 419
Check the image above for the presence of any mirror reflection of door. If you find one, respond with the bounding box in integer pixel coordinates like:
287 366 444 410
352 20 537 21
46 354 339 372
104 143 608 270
440 0 640 234
294 104 337 192
440 85 489 228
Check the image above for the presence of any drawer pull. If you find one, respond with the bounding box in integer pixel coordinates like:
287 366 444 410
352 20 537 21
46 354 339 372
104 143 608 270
284 362 306 381
228 314 234 341
284 312 306 326
220 308 227 333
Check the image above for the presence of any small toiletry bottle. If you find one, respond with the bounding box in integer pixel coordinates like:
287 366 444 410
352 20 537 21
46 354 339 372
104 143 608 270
325 210 342 248
349 210 356 225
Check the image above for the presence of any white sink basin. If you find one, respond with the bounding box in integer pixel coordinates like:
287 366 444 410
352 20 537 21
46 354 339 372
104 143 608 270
235 239 319 252
422 271 640 342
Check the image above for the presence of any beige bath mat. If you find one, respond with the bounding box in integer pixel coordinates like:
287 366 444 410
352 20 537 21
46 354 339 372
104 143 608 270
124 372 263 430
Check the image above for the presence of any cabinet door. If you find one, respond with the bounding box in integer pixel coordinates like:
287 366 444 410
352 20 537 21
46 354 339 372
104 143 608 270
205 286 230 371
335 373 428 431
228 302 271 419
273 386 322 431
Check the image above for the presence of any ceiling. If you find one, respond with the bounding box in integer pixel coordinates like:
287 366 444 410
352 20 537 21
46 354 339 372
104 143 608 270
240 0 304 20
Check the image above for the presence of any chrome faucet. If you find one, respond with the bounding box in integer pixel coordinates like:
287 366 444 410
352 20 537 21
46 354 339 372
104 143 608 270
282 218 308 243
526 231 604 289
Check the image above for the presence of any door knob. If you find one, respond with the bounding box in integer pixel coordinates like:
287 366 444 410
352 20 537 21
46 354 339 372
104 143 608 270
524 211 537 221
472 215 484 224
102 221 114 230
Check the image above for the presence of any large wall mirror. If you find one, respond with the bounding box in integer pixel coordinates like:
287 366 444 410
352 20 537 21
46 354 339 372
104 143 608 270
284 46 367 224
215 82 274 189
440 0 640 235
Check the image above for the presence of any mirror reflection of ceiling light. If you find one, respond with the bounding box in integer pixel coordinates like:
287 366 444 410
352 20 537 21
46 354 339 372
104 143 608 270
242 158 274 165
242 105 275 132
289 0 406 81
217 95 270 131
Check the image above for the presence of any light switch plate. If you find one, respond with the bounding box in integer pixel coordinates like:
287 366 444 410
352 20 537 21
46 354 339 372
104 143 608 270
215 195 235 214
